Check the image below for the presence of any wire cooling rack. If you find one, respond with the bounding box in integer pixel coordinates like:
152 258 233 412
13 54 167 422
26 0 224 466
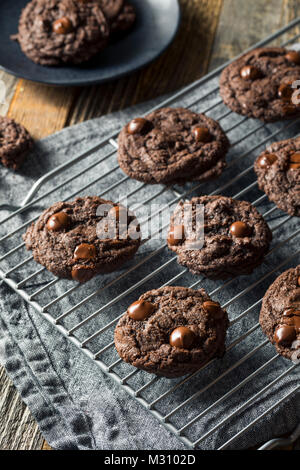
0 19 300 450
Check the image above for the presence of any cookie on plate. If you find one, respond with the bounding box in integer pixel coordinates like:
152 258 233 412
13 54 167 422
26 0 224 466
15 0 110 66
114 286 229 377
0 116 33 170
118 107 230 185
220 47 300 122
254 137 300 217
98 0 136 34
259 266 300 361
23 196 141 282
167 195 272 279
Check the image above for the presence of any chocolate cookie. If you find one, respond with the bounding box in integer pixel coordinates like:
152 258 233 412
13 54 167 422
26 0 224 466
167 195 272 279
254 137 300 217
98 0 136 34
260 266 300 361
15 0 110 66
117 107 230 185
23 196 141 282
114 286 229 377
0 117 33 170
220 47 300 122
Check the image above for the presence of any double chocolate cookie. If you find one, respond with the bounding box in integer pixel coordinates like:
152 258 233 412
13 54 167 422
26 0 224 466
260 266 300 361
114 286 229 378
220 47 300 122
98 0 136 34
254 137 300 217
0 117 33 170
23 196 141 282
15 0 110 66
167 195 272 279
118 107 230 185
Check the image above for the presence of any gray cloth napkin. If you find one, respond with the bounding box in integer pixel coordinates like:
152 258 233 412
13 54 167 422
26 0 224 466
0 80 299 450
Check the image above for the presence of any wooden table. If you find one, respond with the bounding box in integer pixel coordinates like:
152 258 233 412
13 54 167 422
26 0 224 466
0 0 299 450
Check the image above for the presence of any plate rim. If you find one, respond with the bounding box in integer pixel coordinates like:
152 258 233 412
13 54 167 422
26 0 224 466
0 0 181 87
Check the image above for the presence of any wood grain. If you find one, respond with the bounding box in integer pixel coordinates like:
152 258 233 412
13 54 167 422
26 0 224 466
1 0 299 450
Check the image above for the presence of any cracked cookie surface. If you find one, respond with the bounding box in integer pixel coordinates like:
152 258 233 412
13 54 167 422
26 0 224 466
0 116 33 170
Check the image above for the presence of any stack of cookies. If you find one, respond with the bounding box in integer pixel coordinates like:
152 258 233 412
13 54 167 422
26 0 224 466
13 0 136 66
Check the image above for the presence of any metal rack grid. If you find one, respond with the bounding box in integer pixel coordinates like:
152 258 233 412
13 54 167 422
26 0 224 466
1 19 300 450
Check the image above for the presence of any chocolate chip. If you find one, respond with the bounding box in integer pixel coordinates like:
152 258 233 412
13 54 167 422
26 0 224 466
203 300 223 319
274 324 296 345
289 163 300 170
128 300 155 320
283 308 297 317
282 104 298 115
52 17 73 35
229 221 250 238
193 127 212 143
169 326 195 349
285 50 300 65
127 118 148 135
168 225 185 246
71 266 94 283
278 83 294 101
257 153 277 169
46 212 71 231
240 65 261 80
74 243 97 260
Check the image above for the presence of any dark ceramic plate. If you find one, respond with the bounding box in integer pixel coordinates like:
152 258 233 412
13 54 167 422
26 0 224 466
0 0 180 87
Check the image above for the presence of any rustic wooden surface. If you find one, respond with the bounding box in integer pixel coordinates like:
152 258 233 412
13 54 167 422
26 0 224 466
0 0 299 450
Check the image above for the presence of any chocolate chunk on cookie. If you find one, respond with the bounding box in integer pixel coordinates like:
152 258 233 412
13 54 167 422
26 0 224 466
23 196 141 282
220 47 300 122
118 107 230 185
114 286 229 377
254 137 300 217
0 117 33 170
110 2 136 34
167 195 272 279
260 266 300 361
15 0 110 66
